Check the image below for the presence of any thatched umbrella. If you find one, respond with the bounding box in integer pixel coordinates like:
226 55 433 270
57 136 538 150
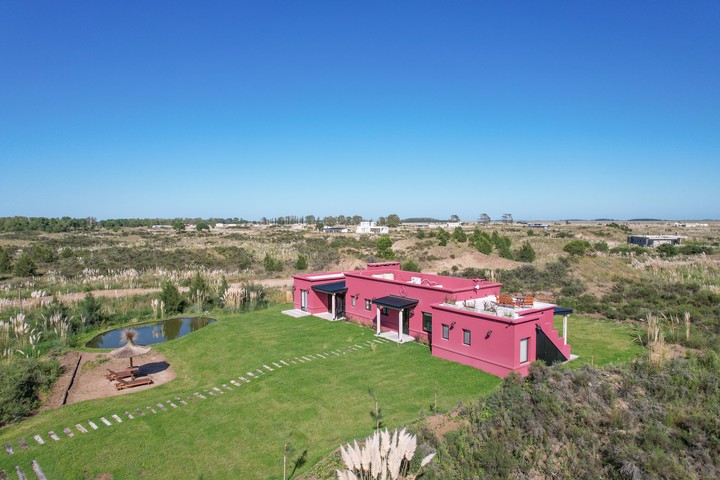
109 329 151 368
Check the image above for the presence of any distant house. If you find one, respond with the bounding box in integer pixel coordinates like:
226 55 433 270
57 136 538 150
355 221 389 235
627 235 683 247
528 223 549 229
674 223 708 228
323 226 349 233
288 262 572 378
151 225 172 229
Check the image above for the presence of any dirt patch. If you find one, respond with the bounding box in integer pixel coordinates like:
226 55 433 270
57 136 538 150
425 248 521 274
48 350 176 406
423 410 468 439
41 351 81 410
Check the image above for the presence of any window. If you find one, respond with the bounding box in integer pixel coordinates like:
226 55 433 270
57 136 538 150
442 324 449 340
365 299 371 311
381 307 388 316
422 312 432 332
351 296 356 307
520 338 529 363
463 329 471 346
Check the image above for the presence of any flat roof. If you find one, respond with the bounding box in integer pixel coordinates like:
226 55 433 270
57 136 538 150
311 281 348 294
372 295 419 310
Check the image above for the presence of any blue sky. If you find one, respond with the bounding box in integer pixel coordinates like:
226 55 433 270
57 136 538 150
1 1 718 221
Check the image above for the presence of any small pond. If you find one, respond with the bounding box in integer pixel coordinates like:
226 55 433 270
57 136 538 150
86 317 216 349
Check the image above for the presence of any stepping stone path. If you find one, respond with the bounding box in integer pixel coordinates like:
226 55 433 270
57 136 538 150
280 360 289 365
3 443 12 455
230 380 241 387
18 439 28 450
239 376 250 383
33 435 44 445
263 364 273 371
111 414 123 423
222 384 232 391
167 401 178 408
205 389 216 396
255 369 265 375
212 387 223 394
14 466 25 480
135 408 145 416
0 469 6 479
76 424 88 434
273 362 282 368
177 398 188 406
31 460 47 480
157 403 168 411
100 417 112 426
147 406 157 413
125 411 135 420
194 392 207 400
63 427 74 437
247 372 257 378
88 421 98 430
186 395 197 402
48 431 60 441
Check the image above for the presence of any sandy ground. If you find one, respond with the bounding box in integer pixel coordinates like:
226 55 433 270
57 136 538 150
45 350 175 407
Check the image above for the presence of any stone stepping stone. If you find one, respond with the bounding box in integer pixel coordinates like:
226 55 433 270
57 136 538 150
124 411 135 420
302 356 312 361
222 384 232 391
205 389 216 396
186 395 197 403
296 358 305 363
263 364 273 371
14 466 25 480
332 351 340 356
18 439 29 450
194 392 207 400
156 403 168 411
290 360 297 364
316 354 326 359
33 435 45 445
212 387 224 394
75 424 88 434
280 360 289 366
3 443 13 455
63 427 74 437
88 421 99 430
167 401 178 408
100 417 112 426
111 414 123 423
48 431 60 441
135 408 145 416
239 376 250 383
272 362 282 368
230 380 241 387
31 460 46 480
255 369 265 375
147 406 157 414
247 372 257 378
177 398 188 406
0 469 6 479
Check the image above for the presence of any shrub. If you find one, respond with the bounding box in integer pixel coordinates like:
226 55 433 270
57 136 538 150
513 241 536 263
0 358 60 426
0 246 11 273
401 260 420 272
657 243 678 257
263 254 284 272
294 255 308 270
376 236 395 259
452 227 467 243
79 292 103 326
563 239 592 256
13 252 37 277
593 241 609 252
160 281 185 314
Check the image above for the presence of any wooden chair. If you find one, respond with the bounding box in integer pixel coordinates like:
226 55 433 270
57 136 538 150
106 367 139 381
497 294 515 307
114 376 154 390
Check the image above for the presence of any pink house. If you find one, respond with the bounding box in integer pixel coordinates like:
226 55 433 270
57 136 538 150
289 262 572 377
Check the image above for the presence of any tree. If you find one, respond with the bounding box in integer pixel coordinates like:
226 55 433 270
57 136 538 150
377 217 387 226
479 213 491 224
195 220 211 231
304 215 316 225
502 213 513 224
0 246 11 273
437 228 450 246
264 254 283 272
514 241 536 263
13 252 36 277
160 281 184 314
172 220 185 233
188 272 209 309
350 215 363 225
449 214 460 222
315 222 324 231
337 215 347 225
563 239 592 256
386 214 401 228
452 226 467 243
294 255 308 270
375 236 395 259
322 216 337 226
79 292 103 326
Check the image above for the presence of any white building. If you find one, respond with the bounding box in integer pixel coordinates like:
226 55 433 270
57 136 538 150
356 221 389 234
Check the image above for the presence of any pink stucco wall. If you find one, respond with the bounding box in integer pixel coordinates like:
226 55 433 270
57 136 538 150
292 272 343 314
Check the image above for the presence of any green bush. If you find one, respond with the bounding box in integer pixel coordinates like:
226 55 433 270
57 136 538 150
563 239 592 256
513 241 536 263
375 236 395 259
263 254 284 272
294 255 308 270
401 260 420 272
160 281 185 314
13 252 37 277
0 358 60 426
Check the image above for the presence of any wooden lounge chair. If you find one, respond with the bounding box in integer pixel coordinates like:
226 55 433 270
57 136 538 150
106 367 139 381
497 294 515 307
114 376 153 390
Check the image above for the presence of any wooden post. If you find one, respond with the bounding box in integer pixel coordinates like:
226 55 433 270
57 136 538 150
563 315 568 345
331 294 336 318
376 307 381 335
398 309 403 342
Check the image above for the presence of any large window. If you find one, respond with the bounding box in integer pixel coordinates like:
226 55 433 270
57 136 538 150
442 324 449 340
365 299 372 311
520 338 529 363
422 312 432 332
463 329 471 346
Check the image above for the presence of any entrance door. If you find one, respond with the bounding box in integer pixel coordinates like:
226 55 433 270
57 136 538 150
300 290 308 311
335 294 346 320
401 309 410 335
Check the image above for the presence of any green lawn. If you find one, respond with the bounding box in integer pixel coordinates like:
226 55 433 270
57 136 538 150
1 306 500 479
0 309 643 479
555 314 644 367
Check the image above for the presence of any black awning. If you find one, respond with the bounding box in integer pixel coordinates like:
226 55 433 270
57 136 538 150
372 295 419 310
554 307 573 315
311 281 347 294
